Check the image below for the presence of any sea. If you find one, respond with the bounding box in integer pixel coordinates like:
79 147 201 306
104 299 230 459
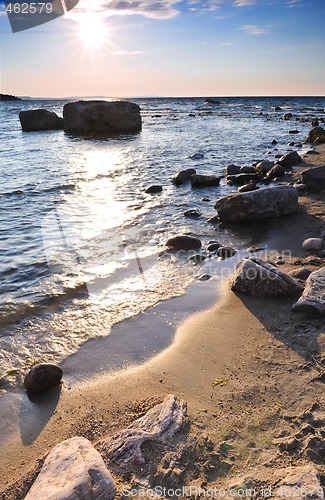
0 96 324 390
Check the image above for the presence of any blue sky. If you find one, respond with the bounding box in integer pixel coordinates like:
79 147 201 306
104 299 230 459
0 0 324 97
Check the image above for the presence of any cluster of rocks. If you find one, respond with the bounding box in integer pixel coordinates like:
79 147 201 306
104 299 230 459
19 100 142 136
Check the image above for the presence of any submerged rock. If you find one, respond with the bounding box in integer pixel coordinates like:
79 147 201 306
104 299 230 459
215 186 298 223
230 257 303 296
299 166 325 192
191 174 221 188
166 235 202 251
172 168 196 186
25 437 116 500
19 109 63 132
184 209 201 218
63 100 142 136
292 268 325 315
24 364 62 395
190 152 204 160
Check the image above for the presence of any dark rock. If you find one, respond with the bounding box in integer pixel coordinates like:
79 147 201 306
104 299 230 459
299 166 325 192
217 247 236 258
215 185 299 223
271 139 278 145
201 197 211 202
63 100 142 135
284 113 293 120
305 149 319 155
166 235 202 251
278 151 302 167
196 274 212 281
231 258 303 296
255 160 274 174
172 168 196 186
189 254 206 264
238 182 259 193
292 268 325 315
302 238 323 252
188 113 196 117
311 118 319 127
206 215 220 224
266 164 285 179
184 209 201 218
306 126 325 144
207 243 221 252
145 185 162 194
273 106 282 111
205 98 221 105
24 364 62 395
19 109 63 132
289 129 299 134
288 141 295 146
190 152 204 160
240 165 256 174
0 93 21 101
224 164 241 176
226 173 259 185
191 174 221 188
295 142 302 147
294 183 308 194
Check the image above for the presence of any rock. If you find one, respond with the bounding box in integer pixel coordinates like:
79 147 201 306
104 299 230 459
288 141 295 146
190 152 204 160
206 215 219 224
205 98 221 105
0 93 21 101
207 243 221 252
292 268 325 315
224 164 241 176
191 174 220 188
266 164 285 179
311 118 319 127
271 139 278 145
201 197 211 202
289 129 299 134
24 364 62 395
145 185 162 194
294 182 308 193
196 274 212 281
231 258 303 296
299 166 325 192
238 182 259 193
226 173 259 185
302 238 323 252
189 254 206 264
19 109 63 132
184 209 201 218
166 235 202 251
63 100 142 136
215 186 299 223
305 149 319 155
240 165 256 174
255 160 274 174
278 151 302 167
289 268 312 281
172 168 196 186
217 247 236 258
274 466 324 500
306 126 325 144
25 437 116 500
105 394 187 467
273 106 282 111
284 113 293 120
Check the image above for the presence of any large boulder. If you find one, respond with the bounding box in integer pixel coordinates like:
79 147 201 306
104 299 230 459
191 174 220 188
278 151 302 168
19 109 63 132
25 437 116 500
292 268 325 315
215 185 298 223
24 363 62 395
230 258 303 296
299 166 325 192
306 126 325 144
166 235 202 251
63 100 142 136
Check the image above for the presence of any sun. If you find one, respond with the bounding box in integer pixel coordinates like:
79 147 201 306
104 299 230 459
78 15 108 51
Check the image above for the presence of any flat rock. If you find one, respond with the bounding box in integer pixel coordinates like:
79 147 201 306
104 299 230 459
105 394 186 467
231 257 303 296
19 109 63 132
227 173 259 185
215 186 298 223
172 168 196 186
299 166 325 192
238 182 259 193
25 437 116 500
63 100 141 136
302 238 323 252
24 364 62 395
292 267 325 315
224 164 241 176
166 235 202 251
191 174 220 188
274 466 324 500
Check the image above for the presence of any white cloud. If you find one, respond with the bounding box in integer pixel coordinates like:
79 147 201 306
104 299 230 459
220 41 234 45
286 0 302 6
112 50 145 54
70 0 181 19
240 24 270 35
234 0 257 6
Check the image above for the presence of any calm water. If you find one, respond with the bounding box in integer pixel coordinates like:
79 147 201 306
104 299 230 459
0 96 324 383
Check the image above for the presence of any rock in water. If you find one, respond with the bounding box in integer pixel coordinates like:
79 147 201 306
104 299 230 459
166 235 202 251
191 174 221 188
306 126 325 144
172 168 196 186
24 364 62 395
292 268 325 315
145 185 163 194
63 100 142 136
215 186 298 223
105 394 187 467
231 258 303 296
299 166 325 192
274 466 324 500
19 110 63 132
25 437 116 500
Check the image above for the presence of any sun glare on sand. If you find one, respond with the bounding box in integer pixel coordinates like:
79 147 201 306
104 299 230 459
78 15 108 51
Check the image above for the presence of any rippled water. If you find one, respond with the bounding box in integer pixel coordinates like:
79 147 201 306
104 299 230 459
0 96 324 379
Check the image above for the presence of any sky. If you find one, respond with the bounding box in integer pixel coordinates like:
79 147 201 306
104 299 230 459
0 0 324 97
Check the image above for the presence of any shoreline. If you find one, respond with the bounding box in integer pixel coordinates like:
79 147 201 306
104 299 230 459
1 145 325 497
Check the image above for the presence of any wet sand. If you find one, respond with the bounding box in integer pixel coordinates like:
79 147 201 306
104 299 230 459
0 146 324 498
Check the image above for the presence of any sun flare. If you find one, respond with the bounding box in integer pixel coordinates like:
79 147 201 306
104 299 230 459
78 15 108 51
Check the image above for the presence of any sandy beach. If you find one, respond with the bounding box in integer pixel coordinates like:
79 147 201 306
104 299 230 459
0 146 324 498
